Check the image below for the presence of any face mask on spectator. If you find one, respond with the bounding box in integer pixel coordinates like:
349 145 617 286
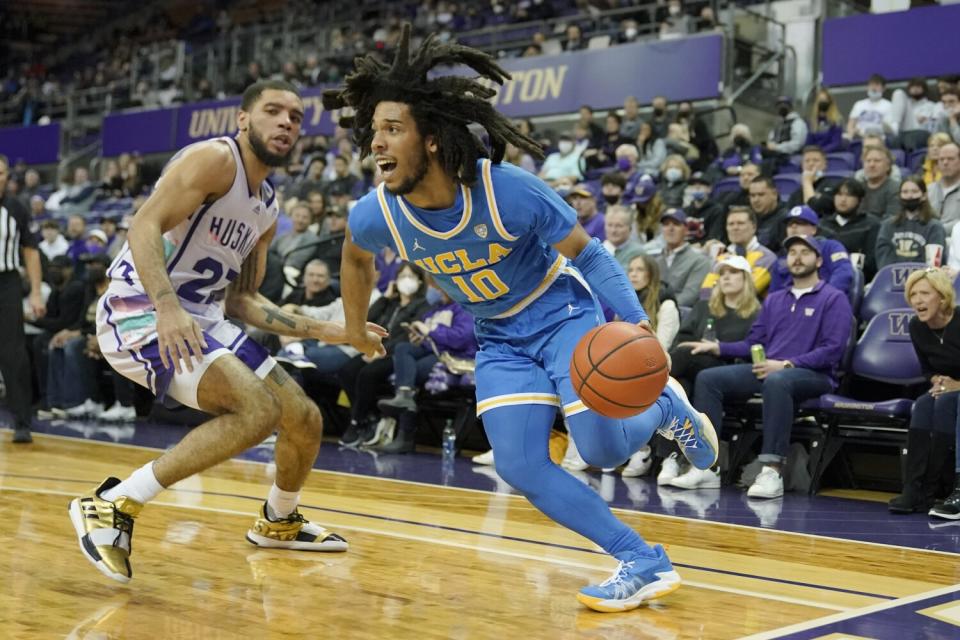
733 135 749 148
867 89 883 100
558 141 574 154
817 101 830 112
617 157 633 172
778 106 790 117
625 27 637 39
653 107 665 117
426 286 444 306
664 167 683 183
396 276 420 296
603 194 619 205
900 197 922 211
909 91 924 100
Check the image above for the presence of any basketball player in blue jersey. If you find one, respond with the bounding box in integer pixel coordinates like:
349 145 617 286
67 80 386 583
327 26 719 612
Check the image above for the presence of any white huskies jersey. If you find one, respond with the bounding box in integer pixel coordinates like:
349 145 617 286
103 136 279 345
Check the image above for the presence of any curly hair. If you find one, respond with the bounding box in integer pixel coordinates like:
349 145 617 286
322 23 543 187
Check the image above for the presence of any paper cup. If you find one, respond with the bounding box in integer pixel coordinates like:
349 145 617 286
925 243 944 268
850 252 865 270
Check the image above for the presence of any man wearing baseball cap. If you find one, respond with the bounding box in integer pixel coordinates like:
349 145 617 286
564 183 605 241
684 232 853 499
769 205 854 295
656 208 712 307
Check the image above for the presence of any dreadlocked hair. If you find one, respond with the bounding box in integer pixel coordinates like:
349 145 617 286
322 23 544 188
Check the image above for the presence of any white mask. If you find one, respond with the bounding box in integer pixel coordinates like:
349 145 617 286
669 5 681 16
625 27 637 39
664 167 683 183
867 89 883 100
396 277 419 296
558 141 574 154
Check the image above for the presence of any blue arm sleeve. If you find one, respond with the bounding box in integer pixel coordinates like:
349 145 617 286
571 238 648 324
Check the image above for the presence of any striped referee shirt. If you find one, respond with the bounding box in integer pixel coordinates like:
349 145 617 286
0 195 37 272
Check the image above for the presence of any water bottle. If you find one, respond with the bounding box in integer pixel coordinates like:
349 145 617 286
703 317 717 343
442 419 456 461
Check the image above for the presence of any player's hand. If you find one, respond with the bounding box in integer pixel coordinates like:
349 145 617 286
345 323 388 358
637 319 653 334
29 291 46 320
752 359 786 380
678 340 720 356
156 305 207 374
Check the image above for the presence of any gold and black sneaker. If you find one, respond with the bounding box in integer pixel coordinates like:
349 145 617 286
246 503 348 551
68 477 142 583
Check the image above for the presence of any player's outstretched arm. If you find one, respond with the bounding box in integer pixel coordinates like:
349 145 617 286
339 229 386 357
225 227 386 345
131 143 234 373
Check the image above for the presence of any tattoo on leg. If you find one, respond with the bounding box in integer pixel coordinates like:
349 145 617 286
262 305 297 329
268 365 291 386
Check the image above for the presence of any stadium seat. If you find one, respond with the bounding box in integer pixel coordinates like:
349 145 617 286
587 35 611 50
891 148 906 168
772 174 801 200
711 176 741 196
848 266 865 316
826 152 855 171
823 169 853 180
858 262 925 323
805 308 925 493
908 148 927 174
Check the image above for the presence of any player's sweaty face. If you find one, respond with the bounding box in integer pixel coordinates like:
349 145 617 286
244 90 304 164
371 101 429 194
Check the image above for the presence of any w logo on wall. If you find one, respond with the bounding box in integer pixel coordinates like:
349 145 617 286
887 311 913 337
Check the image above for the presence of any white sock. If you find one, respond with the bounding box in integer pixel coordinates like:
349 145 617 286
266 484 300 520
101 462 165 504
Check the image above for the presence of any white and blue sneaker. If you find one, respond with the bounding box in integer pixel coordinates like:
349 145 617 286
657 377 719 470
274 344 317 369
577 544 682 612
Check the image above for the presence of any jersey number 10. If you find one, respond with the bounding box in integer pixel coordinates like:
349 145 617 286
450 268 510 302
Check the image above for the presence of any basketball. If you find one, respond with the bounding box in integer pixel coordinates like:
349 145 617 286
569 322 669 419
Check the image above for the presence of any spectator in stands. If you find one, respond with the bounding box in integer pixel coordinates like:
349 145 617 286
820 178 881 280
788 145 845 216
565 184 604 241
377 288 476 416
31 255 87 406
617 18 642 44
676 100 717 168
665 122 700 166
659 154 691 207
685 235 852 497
936 89 960 142
38 220 67 261
766 96 809 157
648 95 671 141
889 268 960 516
847 74 897 140
929 143 960 234
892 78 941 142
922 132 953 185
504 142 537 174
279 259 338 312
97 159 124 199
657 208 712 307
54 167 97 214
659 0 694 38
563 24 586 52
600 172 626 209
624 173 658 224
712 123 763 180
620 96 643 140
297 158 327 200
539 133 583 185
628 253 680 349
700 206 777 299
28 195 50 234
715 162 761 216
64 214 87 263
582 113 629 171
603 205 645 268
85 229 108 257
670 254 760 396
769 205 854 296
635 122 668 177
272 202 320 272
806 88 845 153
938 75 960 98
324 155 359 199
575 105 604 147
859 145 901 219
686 173 726 242
876 176 946 269
854 133 902 183
19 168 41 206
312 204 348 277
749 176 787 253
338 263 432 449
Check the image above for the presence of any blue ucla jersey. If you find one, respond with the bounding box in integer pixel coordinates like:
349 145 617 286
350 159 577 319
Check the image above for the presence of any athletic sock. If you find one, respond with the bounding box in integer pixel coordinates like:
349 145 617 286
266 484 300 520
101 461 165 504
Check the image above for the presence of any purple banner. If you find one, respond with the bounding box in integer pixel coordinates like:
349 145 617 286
452 33 723 117
102 107 177 157
823 5 960 87
0 123 60 165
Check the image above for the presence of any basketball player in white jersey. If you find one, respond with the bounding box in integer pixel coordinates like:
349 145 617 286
68 80 386 583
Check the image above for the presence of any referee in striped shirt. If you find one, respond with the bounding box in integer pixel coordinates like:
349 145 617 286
0 154 45 443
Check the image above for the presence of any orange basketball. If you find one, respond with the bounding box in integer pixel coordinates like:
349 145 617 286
569 322 669 419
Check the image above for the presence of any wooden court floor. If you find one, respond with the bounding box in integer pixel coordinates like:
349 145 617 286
0 434 957 639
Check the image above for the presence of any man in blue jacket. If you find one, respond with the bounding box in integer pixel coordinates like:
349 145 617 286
681 234 853 499
769 205 854 297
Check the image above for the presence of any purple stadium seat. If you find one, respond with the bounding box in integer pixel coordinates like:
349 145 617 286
711 176 740 196
891 148 906 169
849 140 863 168
908 148 927 174
826 152 855 171
772 174 801 200
859 262 925 323
823 169 853 180
777 160 802 175
848 266 864 316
